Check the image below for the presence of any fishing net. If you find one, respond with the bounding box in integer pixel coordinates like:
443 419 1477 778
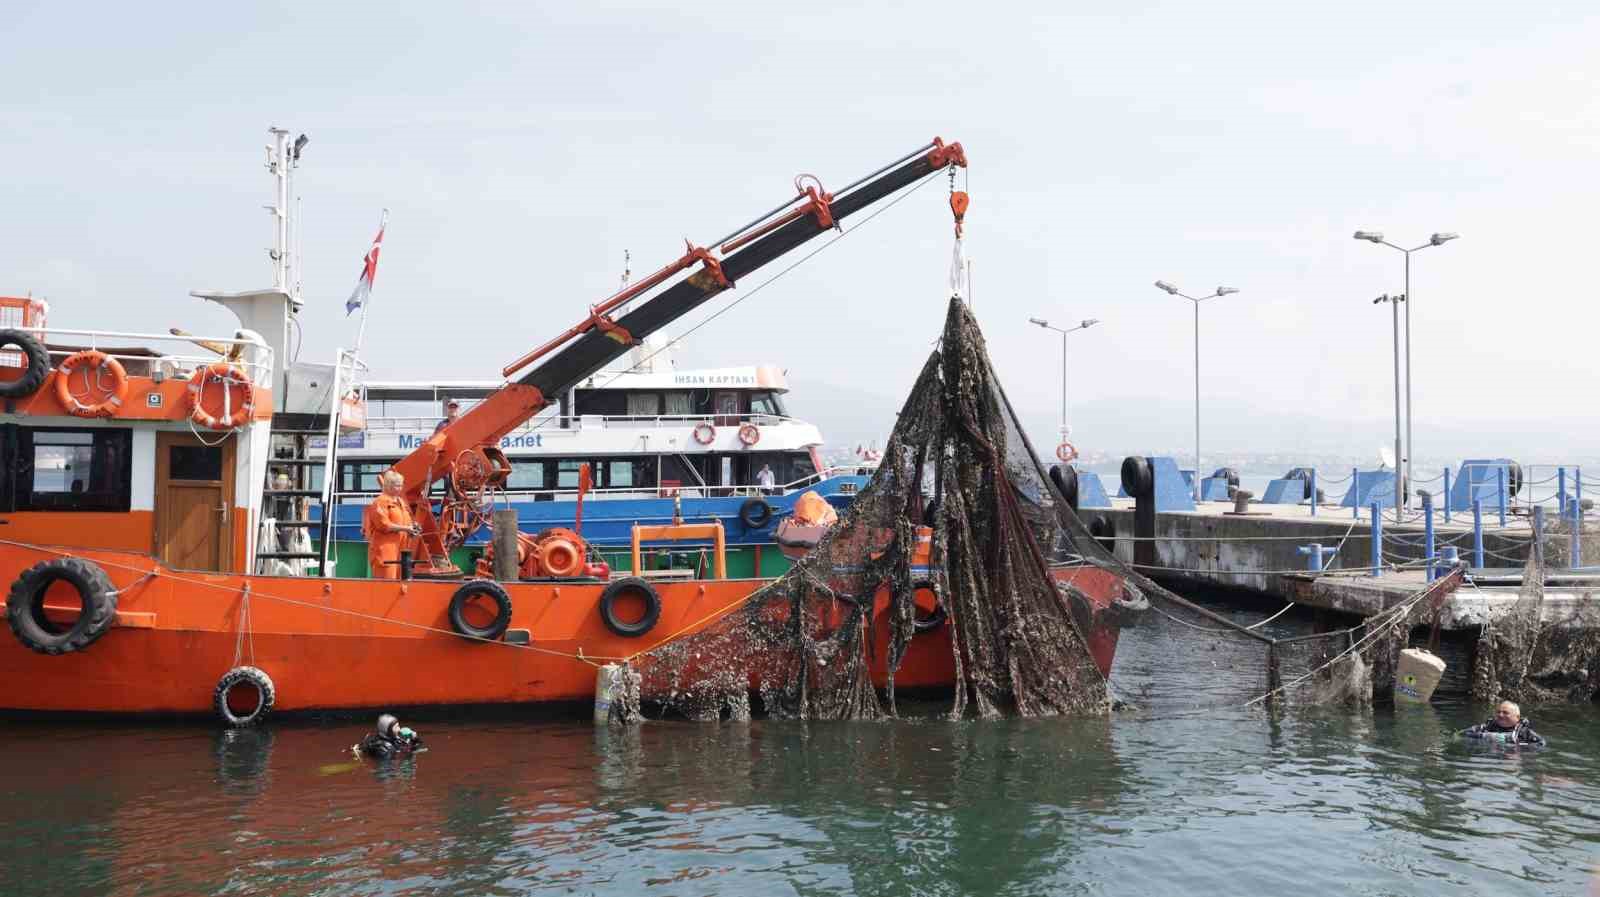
1472 535 1600 703
610 296 1395 722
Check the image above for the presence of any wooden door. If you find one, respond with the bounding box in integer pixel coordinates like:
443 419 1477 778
155 432 235 572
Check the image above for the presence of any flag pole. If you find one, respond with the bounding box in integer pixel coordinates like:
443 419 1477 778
353 208 388 358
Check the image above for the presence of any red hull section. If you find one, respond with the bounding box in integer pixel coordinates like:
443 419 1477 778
0 545 1125 717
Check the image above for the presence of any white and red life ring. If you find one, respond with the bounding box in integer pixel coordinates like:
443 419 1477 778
1055 441 1077 463
692 422 716 445
737 422 760 446
187 363 255 430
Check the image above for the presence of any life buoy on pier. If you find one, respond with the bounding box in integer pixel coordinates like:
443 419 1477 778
598 577 661 638
692 422 716 445
448 580 513 641
0 329 50 399
213 666 276 727
6 558 119 655
1055 441 1077 463
737 423 761 446
187 363 256 430
54 350 129 418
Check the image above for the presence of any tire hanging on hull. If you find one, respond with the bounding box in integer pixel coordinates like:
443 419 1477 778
5 557 118 655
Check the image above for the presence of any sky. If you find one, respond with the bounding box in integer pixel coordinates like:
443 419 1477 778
3 1 1598 464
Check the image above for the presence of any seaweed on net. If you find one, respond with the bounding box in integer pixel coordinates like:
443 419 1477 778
1471 535 1600 704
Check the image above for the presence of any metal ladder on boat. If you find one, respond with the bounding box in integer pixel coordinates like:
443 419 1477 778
256 426 331 576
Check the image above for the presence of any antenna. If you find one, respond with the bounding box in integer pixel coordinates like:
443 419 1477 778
620 250 631 288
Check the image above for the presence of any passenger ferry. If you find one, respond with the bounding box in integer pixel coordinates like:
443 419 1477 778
304 338 870 580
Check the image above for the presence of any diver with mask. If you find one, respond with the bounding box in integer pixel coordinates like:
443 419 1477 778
356 713 424 759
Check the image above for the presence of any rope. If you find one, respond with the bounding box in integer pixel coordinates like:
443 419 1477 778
1150 599 1298 635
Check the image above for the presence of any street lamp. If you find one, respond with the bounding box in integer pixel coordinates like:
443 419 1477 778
1353 230 1459 508
1154 281 1239 499
1373 293 1406 523
1029 317 1100 452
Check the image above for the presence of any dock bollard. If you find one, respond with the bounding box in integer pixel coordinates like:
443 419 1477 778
1297 543 1336 573
1370 502 1383 577
1472 499 1485 569
594 663 623 725
1440 546 1460 579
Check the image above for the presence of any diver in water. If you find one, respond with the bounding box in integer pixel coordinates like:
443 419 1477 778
1462 700 1546 746
356 713 424 759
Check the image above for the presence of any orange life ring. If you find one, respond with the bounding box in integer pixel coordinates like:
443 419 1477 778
692 422 716 445
737 422 760 446
1055 441 1077 463
54 350 130 418
186 363 255 430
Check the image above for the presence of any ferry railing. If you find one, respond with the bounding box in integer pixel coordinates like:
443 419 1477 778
352 411 810 433
23 327 275 387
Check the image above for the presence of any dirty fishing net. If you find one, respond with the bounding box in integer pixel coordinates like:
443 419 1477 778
1473 532 1600 703
614 296 1388 722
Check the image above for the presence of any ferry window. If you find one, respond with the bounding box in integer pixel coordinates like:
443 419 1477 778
626 393 661 417
340 461 391 493
663 391 692 416
556 460 585 489
15 428 132 512
508 460 545 490
607 460 639 489
787 451 817 483
573 389 626 417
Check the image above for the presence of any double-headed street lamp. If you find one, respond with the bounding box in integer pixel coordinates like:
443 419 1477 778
1353 230 1459 508
1028 316 1100 452
1154 281 1239 499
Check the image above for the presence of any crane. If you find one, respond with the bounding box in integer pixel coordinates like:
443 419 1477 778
389 137 968 575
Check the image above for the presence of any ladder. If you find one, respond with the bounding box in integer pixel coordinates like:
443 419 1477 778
256 424 330 575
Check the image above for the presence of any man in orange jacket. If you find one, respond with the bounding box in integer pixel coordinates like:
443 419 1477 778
363 470 421 579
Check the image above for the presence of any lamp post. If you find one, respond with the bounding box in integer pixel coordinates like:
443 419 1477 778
1028 317 1100 450
1353 230 1459 508
1373 293 1406 523
1154 281 1238 499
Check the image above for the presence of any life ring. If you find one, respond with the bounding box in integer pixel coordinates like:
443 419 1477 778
54 350 129 418
187 363 256 430
5 558 119 655
448 580 513 641
0 329 50 399
692 422 716 445
1055 441 1077 463
598 577 661 638
737 423 760 446
738 497 773 529
213 666 276 727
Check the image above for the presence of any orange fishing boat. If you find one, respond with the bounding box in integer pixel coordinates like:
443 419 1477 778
0 130 1129 724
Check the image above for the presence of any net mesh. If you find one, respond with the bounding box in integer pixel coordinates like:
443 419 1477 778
1472 535 1600 703
610 297 1415 722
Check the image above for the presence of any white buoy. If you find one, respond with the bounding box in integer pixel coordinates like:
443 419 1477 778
1394 647 1446 704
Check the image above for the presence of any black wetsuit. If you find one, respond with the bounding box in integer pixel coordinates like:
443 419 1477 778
1462 717 1546 746
358 730 423 759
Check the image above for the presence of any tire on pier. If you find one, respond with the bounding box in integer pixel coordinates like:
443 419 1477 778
0 329 49 399
213 665 276 727
6 557 118 655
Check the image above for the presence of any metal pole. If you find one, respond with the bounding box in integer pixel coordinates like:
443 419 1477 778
1352 467 1359 520
1497 467 1507 527
1572 500 1582 570
1310 468 1318 517
1061 329 1068 439
1558 467 1567 515
1403 251 1413 512
1534 505 1546 567
1389 295 1403 523
1194 298 1201 501
1443 466 1452 523
1472 499 1485 568
1423 492 1436 582
1370 502 1383 576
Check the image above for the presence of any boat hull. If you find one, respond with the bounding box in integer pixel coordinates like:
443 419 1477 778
0 545 1126 717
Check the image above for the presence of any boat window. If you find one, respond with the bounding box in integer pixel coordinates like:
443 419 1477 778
340 460 391 493
750 391 784 417
787 451 817 483
572 389 626 417
170 445 223 481
507 460 545 490
13 427 132 512
556 460 585 488
626 393 661 417
663 391 692 416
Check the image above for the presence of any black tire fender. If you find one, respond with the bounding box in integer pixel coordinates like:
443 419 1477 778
738 497 773 529
213 665 276 727
1049 464 1079 510
0 329 49 399
598 576 662 638
1120 456 1154 499
6 557 118 655
448 579 513 641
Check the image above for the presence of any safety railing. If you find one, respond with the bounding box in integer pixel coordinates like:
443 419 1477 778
355 411 808 434
25 326 276 388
